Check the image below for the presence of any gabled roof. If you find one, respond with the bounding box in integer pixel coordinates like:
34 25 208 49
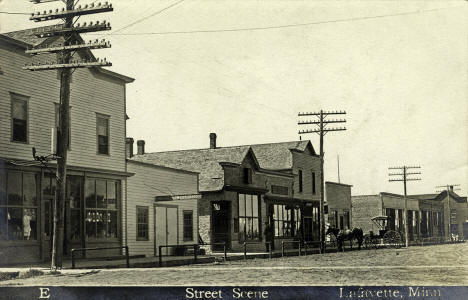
0 26 134 83
131 146 252 192
251 140 316 170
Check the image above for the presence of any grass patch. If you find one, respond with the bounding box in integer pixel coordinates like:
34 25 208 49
19 268 44 279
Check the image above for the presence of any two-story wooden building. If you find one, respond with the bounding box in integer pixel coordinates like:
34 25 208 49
132 133 322 252
325 182 353 230
0 28 134 264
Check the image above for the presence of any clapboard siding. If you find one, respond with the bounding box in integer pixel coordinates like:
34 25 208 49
292 151 321 201
0 41 126 173
126 161 199 256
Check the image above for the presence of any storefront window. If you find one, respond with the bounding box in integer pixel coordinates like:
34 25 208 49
238 194 260 241
85 178 118 239
274 204 294 237
0 170 38 241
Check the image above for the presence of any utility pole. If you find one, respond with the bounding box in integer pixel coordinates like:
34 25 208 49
388 165 421 248
435 184 460 241
24 0 113 270
298 110 346 253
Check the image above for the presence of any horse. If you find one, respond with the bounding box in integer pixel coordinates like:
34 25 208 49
326 226 364 252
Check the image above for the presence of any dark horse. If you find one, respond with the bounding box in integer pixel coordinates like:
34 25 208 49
326 227 364 252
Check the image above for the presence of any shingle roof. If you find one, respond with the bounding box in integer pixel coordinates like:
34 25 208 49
251 140 313 170
131 146 251 192
131 140 315 192
1 25 57 47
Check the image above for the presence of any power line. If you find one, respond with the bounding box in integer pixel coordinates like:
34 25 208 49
0 11 30 15
110 0 185 35
101 6 459 36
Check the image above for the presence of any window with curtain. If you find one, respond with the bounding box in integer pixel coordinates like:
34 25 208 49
96 114 109 155
11 94 28 142
238 193 260 241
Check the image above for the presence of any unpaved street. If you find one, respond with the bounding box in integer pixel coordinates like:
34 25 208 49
2 243 467 286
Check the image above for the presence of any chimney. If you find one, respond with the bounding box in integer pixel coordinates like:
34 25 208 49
137 140 145 155
209 133 217 149
449 185 454 192
125 137 134 158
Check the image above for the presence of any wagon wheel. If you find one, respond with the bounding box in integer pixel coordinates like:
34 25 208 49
383 230 402 248
364 235 374 249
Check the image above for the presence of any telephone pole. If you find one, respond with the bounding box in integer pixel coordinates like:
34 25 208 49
435 184 460 241
298 110 346 253
388 165 421 248
24 0 114 270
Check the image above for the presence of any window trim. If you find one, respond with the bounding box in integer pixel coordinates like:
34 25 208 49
10 92 29 144
96 113 110 156
183 210 194 242
136 205 149 241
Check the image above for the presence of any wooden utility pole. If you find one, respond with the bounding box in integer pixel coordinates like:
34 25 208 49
298 110 346 253
436 184 460 241
389 165 421 248
24 0 113 270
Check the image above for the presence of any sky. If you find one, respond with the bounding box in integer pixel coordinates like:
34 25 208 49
1 0 467 196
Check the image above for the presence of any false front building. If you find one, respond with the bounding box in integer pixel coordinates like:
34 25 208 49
0 28 134 264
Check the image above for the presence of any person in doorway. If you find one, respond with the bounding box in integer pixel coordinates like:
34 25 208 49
264 222 273 252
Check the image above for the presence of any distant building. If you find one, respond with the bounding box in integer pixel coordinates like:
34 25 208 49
325 182 352 230
352 190 468 241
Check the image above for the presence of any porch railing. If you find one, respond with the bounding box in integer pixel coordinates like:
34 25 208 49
70 245 129 269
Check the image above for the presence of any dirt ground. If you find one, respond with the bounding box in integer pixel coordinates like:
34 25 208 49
2 243 467 286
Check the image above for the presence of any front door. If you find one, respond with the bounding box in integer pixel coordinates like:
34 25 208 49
155 205 178 255
211 201 230 251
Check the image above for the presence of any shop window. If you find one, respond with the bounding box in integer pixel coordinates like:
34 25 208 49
238 194 260 241
274 204 295 237
136 206 148 241
183 211 194 241
0 170 38 241
11 93 28 143
85 178 119 239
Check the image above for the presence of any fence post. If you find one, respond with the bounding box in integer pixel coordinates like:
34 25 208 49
194 244 198 263
71 249 75 269
298 241 302 256
125 246 130 268
281 241 284 257
223 242 227 261
243 242 247 260
268 243 272 259
159 246 163 267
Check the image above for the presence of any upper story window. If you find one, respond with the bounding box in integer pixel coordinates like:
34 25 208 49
311 171 316 194
11 93 28 143
96 114 110 155
298 169 303 193
243 168 252 184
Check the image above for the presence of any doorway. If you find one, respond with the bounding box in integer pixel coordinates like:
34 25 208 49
211 201 230 251
155 205 178 255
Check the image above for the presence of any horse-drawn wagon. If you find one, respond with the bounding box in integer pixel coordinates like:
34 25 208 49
363 215 402 249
